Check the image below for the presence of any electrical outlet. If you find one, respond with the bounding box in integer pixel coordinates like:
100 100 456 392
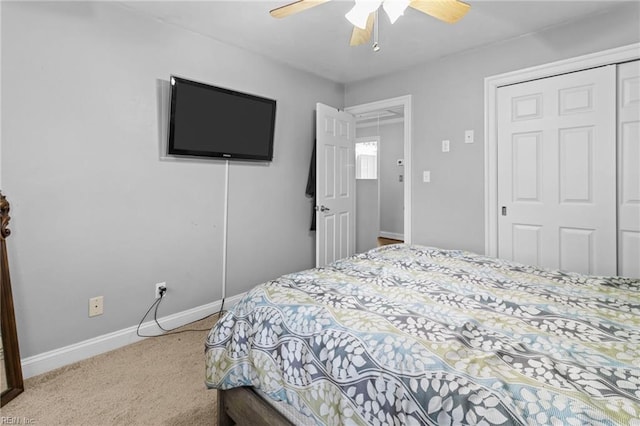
442 140 450 152
155 282 167 299
89 296 103 317
465 129 474 144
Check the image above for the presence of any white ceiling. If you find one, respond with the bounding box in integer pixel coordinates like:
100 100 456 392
119 0 633 83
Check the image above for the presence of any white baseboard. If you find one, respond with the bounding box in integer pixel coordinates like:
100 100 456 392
379 231 404 241
21 293 245 379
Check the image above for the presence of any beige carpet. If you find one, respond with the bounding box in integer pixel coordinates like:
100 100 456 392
0 315 220 425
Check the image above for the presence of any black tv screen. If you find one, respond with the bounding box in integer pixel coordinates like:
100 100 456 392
168 76 276 161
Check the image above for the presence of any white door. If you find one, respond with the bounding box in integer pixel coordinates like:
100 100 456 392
497 65 617 275
316 103 356 267
618 60 640 278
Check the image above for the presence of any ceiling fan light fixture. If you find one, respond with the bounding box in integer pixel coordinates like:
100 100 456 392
382 0 410 24
345 0 382 29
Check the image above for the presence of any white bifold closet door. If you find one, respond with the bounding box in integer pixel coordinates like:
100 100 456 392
618 60 640 278
497 65 617 276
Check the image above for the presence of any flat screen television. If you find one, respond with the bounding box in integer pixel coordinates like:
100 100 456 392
168 76 276 161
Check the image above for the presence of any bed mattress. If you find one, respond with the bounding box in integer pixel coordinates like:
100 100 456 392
206 244 640 425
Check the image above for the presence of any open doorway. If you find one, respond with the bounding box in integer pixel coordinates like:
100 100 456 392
346 95 411 253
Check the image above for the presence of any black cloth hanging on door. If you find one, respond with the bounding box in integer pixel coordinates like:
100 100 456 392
305 140 316 231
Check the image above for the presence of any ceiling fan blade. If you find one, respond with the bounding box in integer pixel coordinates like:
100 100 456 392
270 0 331 19
408 0 470 24
350 13 375 46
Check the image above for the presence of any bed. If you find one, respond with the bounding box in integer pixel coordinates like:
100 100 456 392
205 244 640 425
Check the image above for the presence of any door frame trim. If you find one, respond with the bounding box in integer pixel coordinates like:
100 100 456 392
346 95 412 244
484 43 640 257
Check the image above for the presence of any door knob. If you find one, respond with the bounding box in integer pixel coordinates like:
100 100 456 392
318 205 330 212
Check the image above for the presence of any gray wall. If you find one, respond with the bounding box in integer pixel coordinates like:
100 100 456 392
356 180 378 253
345 3 640 254
1 2 343 358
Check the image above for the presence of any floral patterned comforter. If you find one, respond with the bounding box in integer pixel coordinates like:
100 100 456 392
205 244 640 425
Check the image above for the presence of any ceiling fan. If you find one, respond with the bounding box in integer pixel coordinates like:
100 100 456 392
270 0 471 48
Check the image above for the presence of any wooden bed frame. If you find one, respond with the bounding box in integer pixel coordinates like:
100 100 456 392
217 387 294 426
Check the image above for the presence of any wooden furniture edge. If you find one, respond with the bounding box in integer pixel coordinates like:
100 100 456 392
1 191 25 407
218 387 295 426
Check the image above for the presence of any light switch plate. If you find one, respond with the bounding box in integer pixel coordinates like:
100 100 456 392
423 171 431 183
